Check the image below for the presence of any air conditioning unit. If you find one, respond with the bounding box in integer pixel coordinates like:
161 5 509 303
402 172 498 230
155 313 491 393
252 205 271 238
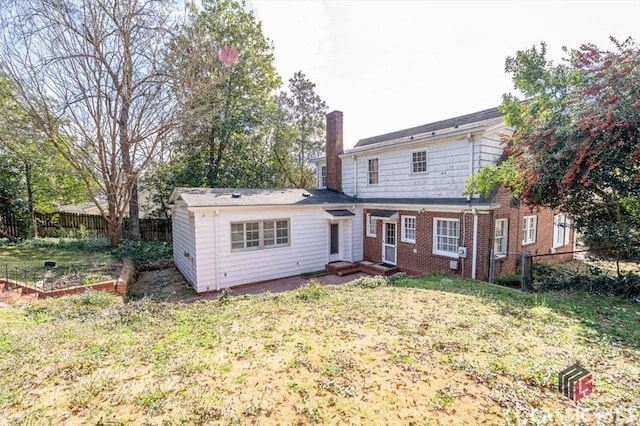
458 247 468 258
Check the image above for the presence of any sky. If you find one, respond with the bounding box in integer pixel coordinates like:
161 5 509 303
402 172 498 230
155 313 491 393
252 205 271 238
246 0 640 148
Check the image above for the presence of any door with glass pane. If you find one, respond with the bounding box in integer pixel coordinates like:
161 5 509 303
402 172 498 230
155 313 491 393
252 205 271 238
329 223 341 262
382 222 397 265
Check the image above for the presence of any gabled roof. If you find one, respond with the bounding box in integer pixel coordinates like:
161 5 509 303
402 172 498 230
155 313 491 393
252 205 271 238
169 188 357 208
354 107 504 148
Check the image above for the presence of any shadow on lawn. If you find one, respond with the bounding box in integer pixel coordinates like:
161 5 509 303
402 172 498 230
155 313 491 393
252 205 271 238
392 274 640 351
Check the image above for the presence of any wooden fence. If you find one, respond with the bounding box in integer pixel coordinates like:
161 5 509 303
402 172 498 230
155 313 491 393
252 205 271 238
1 211 171 242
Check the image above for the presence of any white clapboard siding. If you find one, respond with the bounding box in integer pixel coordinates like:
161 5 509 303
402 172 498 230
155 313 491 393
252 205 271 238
354 138 472 199
350 209 364 261
189 206 356 291
172 201 197 286
342 156 355 196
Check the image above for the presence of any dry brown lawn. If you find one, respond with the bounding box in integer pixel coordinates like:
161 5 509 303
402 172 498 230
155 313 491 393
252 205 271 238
1 275 639 425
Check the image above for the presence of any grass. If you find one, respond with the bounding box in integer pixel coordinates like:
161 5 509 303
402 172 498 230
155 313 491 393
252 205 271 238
1 276 639 424
0 238 116 277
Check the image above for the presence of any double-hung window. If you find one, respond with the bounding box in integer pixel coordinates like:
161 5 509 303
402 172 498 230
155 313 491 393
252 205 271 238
366 213 377 237
553 214 570 248
411 151 427 174
494 218 508 257
401 216 416 243
433 218 459 257
231 220 290 251
522 215 537 245
368 158 379 185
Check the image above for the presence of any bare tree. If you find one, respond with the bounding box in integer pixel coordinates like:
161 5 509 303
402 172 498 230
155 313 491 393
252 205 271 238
0 0 176 245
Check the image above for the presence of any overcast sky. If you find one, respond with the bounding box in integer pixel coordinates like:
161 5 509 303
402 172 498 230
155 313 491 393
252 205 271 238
246 0 640 148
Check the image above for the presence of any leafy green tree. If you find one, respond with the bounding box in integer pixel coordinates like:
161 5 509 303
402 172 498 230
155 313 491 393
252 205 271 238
277 71 328 188
166 0 282 189
1 0 176 246
466 37 640 271
0 76 87 238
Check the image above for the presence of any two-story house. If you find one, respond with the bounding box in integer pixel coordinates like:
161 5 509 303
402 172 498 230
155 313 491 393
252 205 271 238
170 108 573 293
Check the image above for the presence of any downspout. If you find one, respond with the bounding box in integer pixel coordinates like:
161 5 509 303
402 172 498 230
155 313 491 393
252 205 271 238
466 133 474 201
352 154 358 197
472 207 478 280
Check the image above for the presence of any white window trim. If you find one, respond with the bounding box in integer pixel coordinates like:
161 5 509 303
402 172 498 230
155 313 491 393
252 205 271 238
553 214 570 248
367 157 379 185
366 213 377 237
432 217 460 258
319 165 327 189
522 215 537 245
494 218 508 257
231 219 291 252
410 149 428 174
401 215 416 243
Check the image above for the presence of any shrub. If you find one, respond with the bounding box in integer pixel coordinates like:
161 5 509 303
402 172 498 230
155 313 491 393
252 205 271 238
295 279 327 301
494 274 522 288
116 240 172 264
350 275 389 288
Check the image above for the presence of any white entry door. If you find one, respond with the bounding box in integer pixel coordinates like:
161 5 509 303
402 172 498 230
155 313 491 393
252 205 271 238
382 222 397 265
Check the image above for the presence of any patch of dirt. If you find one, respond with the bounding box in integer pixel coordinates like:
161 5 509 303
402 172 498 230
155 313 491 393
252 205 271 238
129 261 195 300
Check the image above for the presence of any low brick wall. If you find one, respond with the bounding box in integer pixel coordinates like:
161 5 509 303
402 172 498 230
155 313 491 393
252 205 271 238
0 258 135 300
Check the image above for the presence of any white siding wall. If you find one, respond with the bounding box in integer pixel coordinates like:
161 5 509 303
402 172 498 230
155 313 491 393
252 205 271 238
193 206 357 291
350 208 364 261
172 201 197 286
354 138 472 199
476 130 506 168
342 156 356 196
193 212 218 292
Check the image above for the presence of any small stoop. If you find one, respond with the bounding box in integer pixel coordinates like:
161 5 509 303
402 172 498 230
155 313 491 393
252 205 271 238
325 261 361 276
358 261 400 276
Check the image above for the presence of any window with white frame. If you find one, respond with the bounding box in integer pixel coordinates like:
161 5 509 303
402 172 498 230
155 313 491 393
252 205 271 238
411 150 427 174
368 158 379 185
366 213 377 237
522 215 537 245
320 165 327 188
433 218 459 257
401 216 416 243
231 220 290 251
494 218 508 257
553 214 570 248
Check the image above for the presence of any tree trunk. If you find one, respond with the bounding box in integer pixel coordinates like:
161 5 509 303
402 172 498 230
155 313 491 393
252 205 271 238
128 179 140 240
24 161 36 238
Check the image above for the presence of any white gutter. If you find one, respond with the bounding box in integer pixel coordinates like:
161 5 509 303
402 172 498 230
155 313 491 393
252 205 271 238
472 208 478 280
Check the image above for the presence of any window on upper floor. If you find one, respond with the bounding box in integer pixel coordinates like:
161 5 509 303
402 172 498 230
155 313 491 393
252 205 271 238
401 216 416 243
494 218 508 257
433 218 459 257
366 213 377 237
320 165 327 188
553 214 570 248
231 220 290 251
522 215 537 245
411 150 427 174
368 158 379 185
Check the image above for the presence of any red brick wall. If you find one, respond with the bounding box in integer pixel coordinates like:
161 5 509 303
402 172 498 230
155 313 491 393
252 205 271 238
362 196 574 281
491 187 574 278
325 111 343 192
